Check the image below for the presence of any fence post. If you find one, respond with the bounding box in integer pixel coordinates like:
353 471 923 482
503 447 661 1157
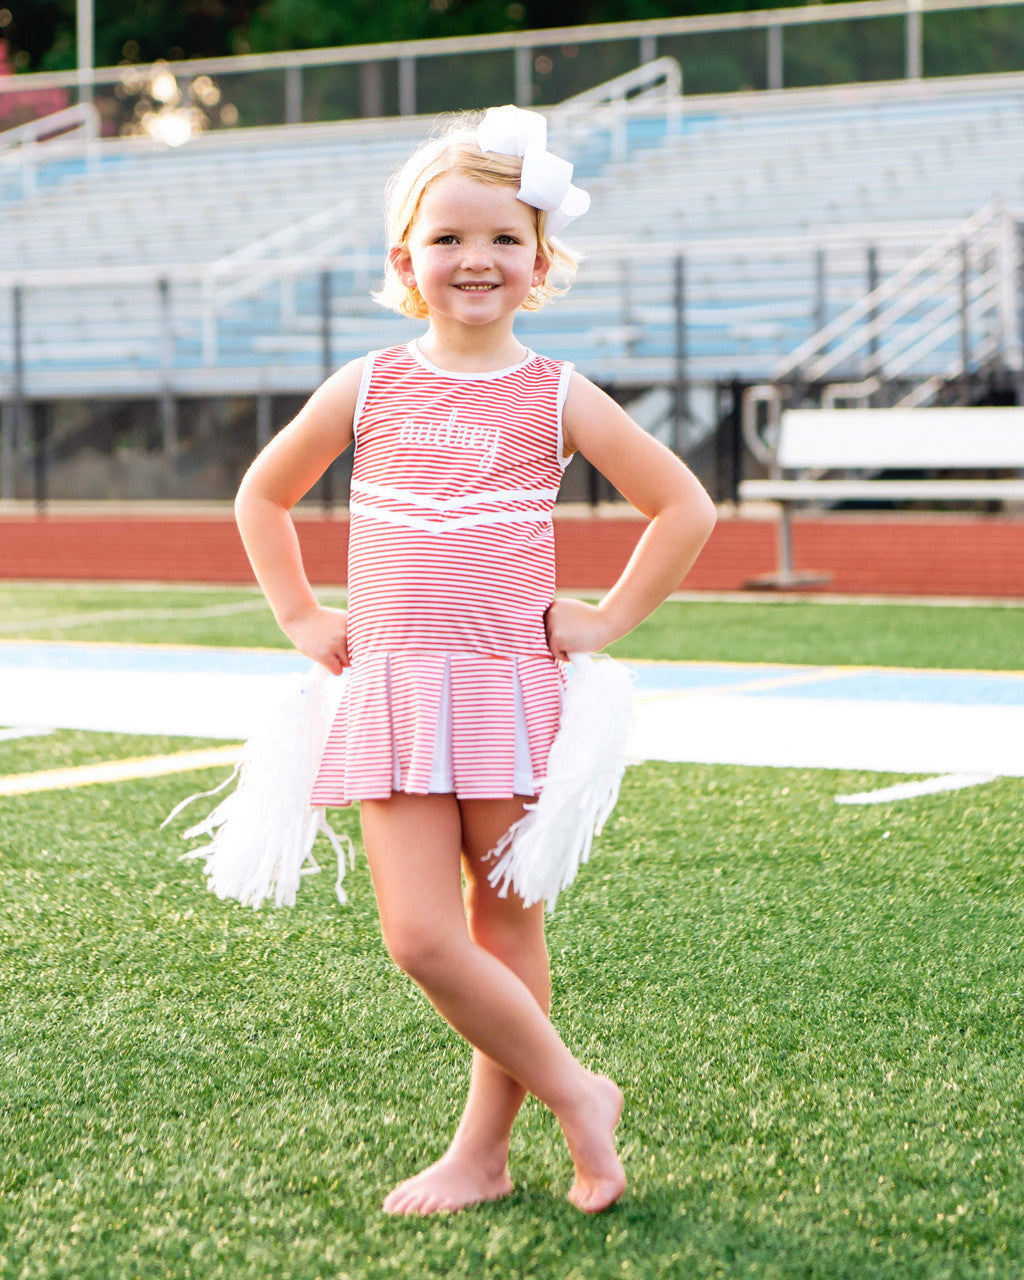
360 62 383 118
813 246 827 336
1018 221 1024 408
32 400 49 514
320 269 336 511
256 393 273 451
619 258 634 354
866 243 880 382
157 276 178 457
515 47 533 107
715 378 742 505
767 24 783 92
285 66 303 124
673 252 687 455
320 270 333 383
4 285 26 500
905 3 923 81
77 0 95 111
399 57 416 116
959 240 971 402
0 402 12 501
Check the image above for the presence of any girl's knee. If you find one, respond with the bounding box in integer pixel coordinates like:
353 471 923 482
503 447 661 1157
465 864 536 923
383 920 459 987
465 884 545 960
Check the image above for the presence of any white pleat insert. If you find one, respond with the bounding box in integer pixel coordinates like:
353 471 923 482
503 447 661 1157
389 654 535 797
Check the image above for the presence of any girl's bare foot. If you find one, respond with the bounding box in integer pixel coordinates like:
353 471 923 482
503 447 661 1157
382 1151 514 1216
561 1073 626 1214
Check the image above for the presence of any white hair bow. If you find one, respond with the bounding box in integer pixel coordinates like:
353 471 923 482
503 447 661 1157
477 104 590 236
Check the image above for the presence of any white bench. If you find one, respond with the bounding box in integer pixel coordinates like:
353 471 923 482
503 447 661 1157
738 406 1024 586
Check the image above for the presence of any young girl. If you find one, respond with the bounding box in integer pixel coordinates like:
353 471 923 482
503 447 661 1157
234 106 717 1217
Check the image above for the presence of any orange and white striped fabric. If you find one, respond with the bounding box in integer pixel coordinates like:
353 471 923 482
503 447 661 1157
311 341 573 806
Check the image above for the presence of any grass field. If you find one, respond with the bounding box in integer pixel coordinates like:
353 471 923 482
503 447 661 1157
2 581 1023 669
2 583 1023 1279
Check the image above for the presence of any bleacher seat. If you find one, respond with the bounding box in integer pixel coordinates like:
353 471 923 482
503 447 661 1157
1 75 1023 398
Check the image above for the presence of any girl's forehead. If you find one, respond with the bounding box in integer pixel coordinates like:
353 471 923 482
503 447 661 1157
415 171 534 228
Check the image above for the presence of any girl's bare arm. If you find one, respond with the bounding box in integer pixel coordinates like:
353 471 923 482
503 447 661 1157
546 372 717 660
234 360 362 672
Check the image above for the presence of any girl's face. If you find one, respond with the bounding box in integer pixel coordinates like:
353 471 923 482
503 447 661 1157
391 172 548 332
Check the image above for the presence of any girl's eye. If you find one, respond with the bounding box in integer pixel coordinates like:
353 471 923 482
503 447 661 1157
495 234 519 245
435 234 459 245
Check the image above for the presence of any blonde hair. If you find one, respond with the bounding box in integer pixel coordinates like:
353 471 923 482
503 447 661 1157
374 113 579 320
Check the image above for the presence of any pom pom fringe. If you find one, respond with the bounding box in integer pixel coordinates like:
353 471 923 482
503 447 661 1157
161 663 351 909
487 652 634 914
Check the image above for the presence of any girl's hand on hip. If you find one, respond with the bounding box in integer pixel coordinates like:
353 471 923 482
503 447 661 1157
544 598 615 662
283 604 350 674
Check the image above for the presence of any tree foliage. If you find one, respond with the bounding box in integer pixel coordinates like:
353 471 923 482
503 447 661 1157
7 0 850 72
4 0 1020 89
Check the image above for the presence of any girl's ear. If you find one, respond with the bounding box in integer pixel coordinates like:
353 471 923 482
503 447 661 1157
389 244 415 287
532 251 549 287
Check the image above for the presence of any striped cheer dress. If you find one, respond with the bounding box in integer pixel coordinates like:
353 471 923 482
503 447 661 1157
310 340 574 807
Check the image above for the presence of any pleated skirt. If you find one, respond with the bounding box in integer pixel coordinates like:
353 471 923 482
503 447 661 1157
310 651 564 806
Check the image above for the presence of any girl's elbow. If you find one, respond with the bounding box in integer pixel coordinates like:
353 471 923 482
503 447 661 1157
672 475 717 541
234 469 280 530
234 472 256 523
696 489 718 539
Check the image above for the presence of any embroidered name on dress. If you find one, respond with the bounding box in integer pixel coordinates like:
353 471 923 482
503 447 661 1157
399 410 500 469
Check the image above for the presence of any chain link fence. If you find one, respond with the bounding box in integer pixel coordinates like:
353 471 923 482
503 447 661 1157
4 387 718 507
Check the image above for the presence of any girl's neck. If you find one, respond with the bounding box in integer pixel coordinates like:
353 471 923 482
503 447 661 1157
415 323 529 375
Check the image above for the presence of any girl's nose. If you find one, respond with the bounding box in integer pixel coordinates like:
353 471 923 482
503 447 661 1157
460 239 493 270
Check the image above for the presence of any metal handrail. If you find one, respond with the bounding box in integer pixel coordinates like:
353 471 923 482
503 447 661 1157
775 200 1005 379
549 58 682 164
0 102 99 147
772 203 1017 411
0 103 100 198
199 204 371 362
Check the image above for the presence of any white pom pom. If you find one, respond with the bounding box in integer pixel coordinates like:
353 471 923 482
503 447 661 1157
162 663 351 909
487 652 634 913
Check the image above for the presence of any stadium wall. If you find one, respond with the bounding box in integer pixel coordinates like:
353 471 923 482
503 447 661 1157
1 510 1022 599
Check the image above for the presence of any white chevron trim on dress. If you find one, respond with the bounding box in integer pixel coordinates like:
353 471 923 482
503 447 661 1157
351 478 561 512
348 500 555 534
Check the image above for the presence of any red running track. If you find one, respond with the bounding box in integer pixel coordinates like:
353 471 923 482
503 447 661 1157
1 510 1022 599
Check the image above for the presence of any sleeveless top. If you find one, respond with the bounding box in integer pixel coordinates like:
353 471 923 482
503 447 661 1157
310 341 573 806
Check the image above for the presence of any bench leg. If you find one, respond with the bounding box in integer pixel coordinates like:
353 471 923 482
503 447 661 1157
778 503 795 578
744 503 832 590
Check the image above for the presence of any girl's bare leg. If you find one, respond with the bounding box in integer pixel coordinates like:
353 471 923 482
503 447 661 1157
361 793 624 1216
382 797 550 1213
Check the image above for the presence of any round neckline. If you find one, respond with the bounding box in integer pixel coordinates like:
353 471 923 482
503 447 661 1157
406 340 536 381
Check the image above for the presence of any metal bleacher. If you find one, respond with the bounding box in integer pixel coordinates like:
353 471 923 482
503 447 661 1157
1 68 1023 404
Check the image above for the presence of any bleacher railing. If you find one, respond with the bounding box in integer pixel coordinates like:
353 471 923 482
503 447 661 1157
774 201 1022 405
1 0 1023 135
0 102 99 198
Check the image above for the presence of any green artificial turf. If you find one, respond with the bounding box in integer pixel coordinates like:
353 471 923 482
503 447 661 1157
2 581 1023 1276
605 596 1024 671
0 730 222 778
1 581 1022 670
2 764 1024 1279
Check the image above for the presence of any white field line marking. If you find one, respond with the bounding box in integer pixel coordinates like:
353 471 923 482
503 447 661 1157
0 745 241 796
0 725 54 742
0 598 270 634
835 773 998 806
